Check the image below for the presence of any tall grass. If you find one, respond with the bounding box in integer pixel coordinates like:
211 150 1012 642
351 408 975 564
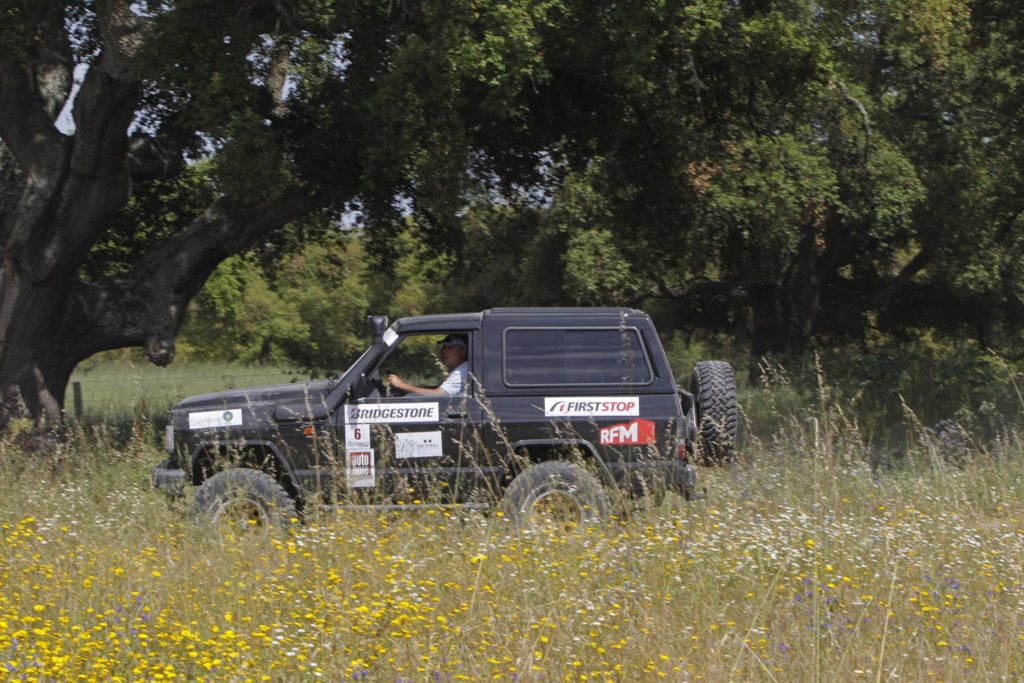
2 362 1023 681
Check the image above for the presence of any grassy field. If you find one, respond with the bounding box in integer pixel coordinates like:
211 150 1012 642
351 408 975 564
68 357 312 426
2 363 1023 681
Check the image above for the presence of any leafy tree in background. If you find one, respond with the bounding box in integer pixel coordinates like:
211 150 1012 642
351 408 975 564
477 0 1024 359
5 0 1024 431
0 0 565 429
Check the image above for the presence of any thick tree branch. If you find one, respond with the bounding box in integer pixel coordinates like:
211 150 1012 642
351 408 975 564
0 58 65 180
70 188 327 364
69 1 145 179
31 5 74 122
0 143 25 254
0 4 70 177
11 2 149 281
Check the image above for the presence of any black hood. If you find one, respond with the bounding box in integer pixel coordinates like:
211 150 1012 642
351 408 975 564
174 380 331 413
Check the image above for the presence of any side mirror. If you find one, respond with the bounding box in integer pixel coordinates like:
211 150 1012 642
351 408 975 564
367 315 389 344
351 373 370 399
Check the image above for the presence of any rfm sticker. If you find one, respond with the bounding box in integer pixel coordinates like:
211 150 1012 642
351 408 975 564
347 449 375 488
599 418 656 445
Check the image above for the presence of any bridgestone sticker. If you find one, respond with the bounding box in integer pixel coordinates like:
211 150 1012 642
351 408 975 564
347 449 375 488
344 402 439 424
394 431 443 459
543 397 640 418
189 409 243 430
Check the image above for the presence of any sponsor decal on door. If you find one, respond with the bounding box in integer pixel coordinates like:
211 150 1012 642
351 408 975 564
394 431 444 459
189 409 243 430
544 397 640 417
599 418 657 445
345 425 370 451
347 449 376 488
344 402 439 424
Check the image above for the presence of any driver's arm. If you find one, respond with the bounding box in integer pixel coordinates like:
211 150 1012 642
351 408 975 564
386 372 446 396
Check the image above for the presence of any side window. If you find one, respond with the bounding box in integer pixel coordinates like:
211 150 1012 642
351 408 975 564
375 334 444 385
373 331 473 394
504 327 653 386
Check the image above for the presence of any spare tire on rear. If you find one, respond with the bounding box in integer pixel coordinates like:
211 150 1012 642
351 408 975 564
689 361 738 465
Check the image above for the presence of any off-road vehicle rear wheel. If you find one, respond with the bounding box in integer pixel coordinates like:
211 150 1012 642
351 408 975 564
690 360 738 465
502 461 611 530
190 468 297 530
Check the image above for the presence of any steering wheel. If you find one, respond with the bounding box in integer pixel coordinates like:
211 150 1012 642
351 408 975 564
364 377 385 399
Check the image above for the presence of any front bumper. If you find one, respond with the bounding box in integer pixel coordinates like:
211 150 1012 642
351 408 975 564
152 459 187 496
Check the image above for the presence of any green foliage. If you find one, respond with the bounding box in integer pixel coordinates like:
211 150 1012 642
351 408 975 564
177 255 309 365
274 239 372 370
564 229 641 305
54 0 1024 381
696 133 839 282
178 237 371 372
83 165 217 280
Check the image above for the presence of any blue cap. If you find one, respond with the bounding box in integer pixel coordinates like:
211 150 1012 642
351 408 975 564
439 334 467 348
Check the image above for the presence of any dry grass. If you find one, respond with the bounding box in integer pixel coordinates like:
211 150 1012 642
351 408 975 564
1 394 1023 681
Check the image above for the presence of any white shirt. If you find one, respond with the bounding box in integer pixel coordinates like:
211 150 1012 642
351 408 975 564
439 361 469 396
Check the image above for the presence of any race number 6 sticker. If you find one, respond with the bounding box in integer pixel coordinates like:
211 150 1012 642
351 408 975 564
346 425 370 450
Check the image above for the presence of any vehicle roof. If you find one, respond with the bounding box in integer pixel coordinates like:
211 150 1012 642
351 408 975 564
392 307 649 332
392 312 484 332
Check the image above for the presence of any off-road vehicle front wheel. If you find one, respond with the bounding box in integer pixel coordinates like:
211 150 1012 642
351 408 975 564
190 468 297 530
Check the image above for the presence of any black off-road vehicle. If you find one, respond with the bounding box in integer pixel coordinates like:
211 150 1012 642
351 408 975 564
153 308 737 527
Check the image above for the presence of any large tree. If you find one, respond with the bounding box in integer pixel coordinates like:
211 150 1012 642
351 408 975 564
0 0 558 429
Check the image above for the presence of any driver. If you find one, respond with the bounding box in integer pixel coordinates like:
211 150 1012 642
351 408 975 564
386 334 469 396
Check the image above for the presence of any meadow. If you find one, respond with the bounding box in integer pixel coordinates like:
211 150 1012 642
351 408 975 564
1 358 1023 681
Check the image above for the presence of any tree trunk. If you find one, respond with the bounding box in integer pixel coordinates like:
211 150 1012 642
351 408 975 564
0 277 79 429
0 4 324 434
747 223 823 378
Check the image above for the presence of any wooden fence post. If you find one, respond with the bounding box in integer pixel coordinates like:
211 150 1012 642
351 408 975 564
72 381 83 419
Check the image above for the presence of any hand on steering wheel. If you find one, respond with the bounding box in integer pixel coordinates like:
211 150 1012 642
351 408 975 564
384 372 408 397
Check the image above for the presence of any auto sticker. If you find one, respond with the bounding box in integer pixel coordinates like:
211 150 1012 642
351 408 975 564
394 431 443 459
344 402 439 424
188 409 243 430
599 418 657 445
543 397 640 418
347 449 375 488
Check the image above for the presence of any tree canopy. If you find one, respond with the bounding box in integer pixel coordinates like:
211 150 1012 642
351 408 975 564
2 0 1024 427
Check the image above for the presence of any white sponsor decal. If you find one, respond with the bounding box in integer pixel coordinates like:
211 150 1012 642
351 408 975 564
189 409 243 430
345 424 371 451
382 328 399 347
347 449 375 488
394 431 443 459
344 402 439 424
543 397 640 418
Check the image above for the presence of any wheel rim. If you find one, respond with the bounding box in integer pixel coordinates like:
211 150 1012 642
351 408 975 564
211 496 271 531
529 488 584 530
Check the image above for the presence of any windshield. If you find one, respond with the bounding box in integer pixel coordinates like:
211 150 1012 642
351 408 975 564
327 340 380 392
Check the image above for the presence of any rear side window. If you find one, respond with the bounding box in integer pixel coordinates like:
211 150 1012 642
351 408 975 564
503 327 653 386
